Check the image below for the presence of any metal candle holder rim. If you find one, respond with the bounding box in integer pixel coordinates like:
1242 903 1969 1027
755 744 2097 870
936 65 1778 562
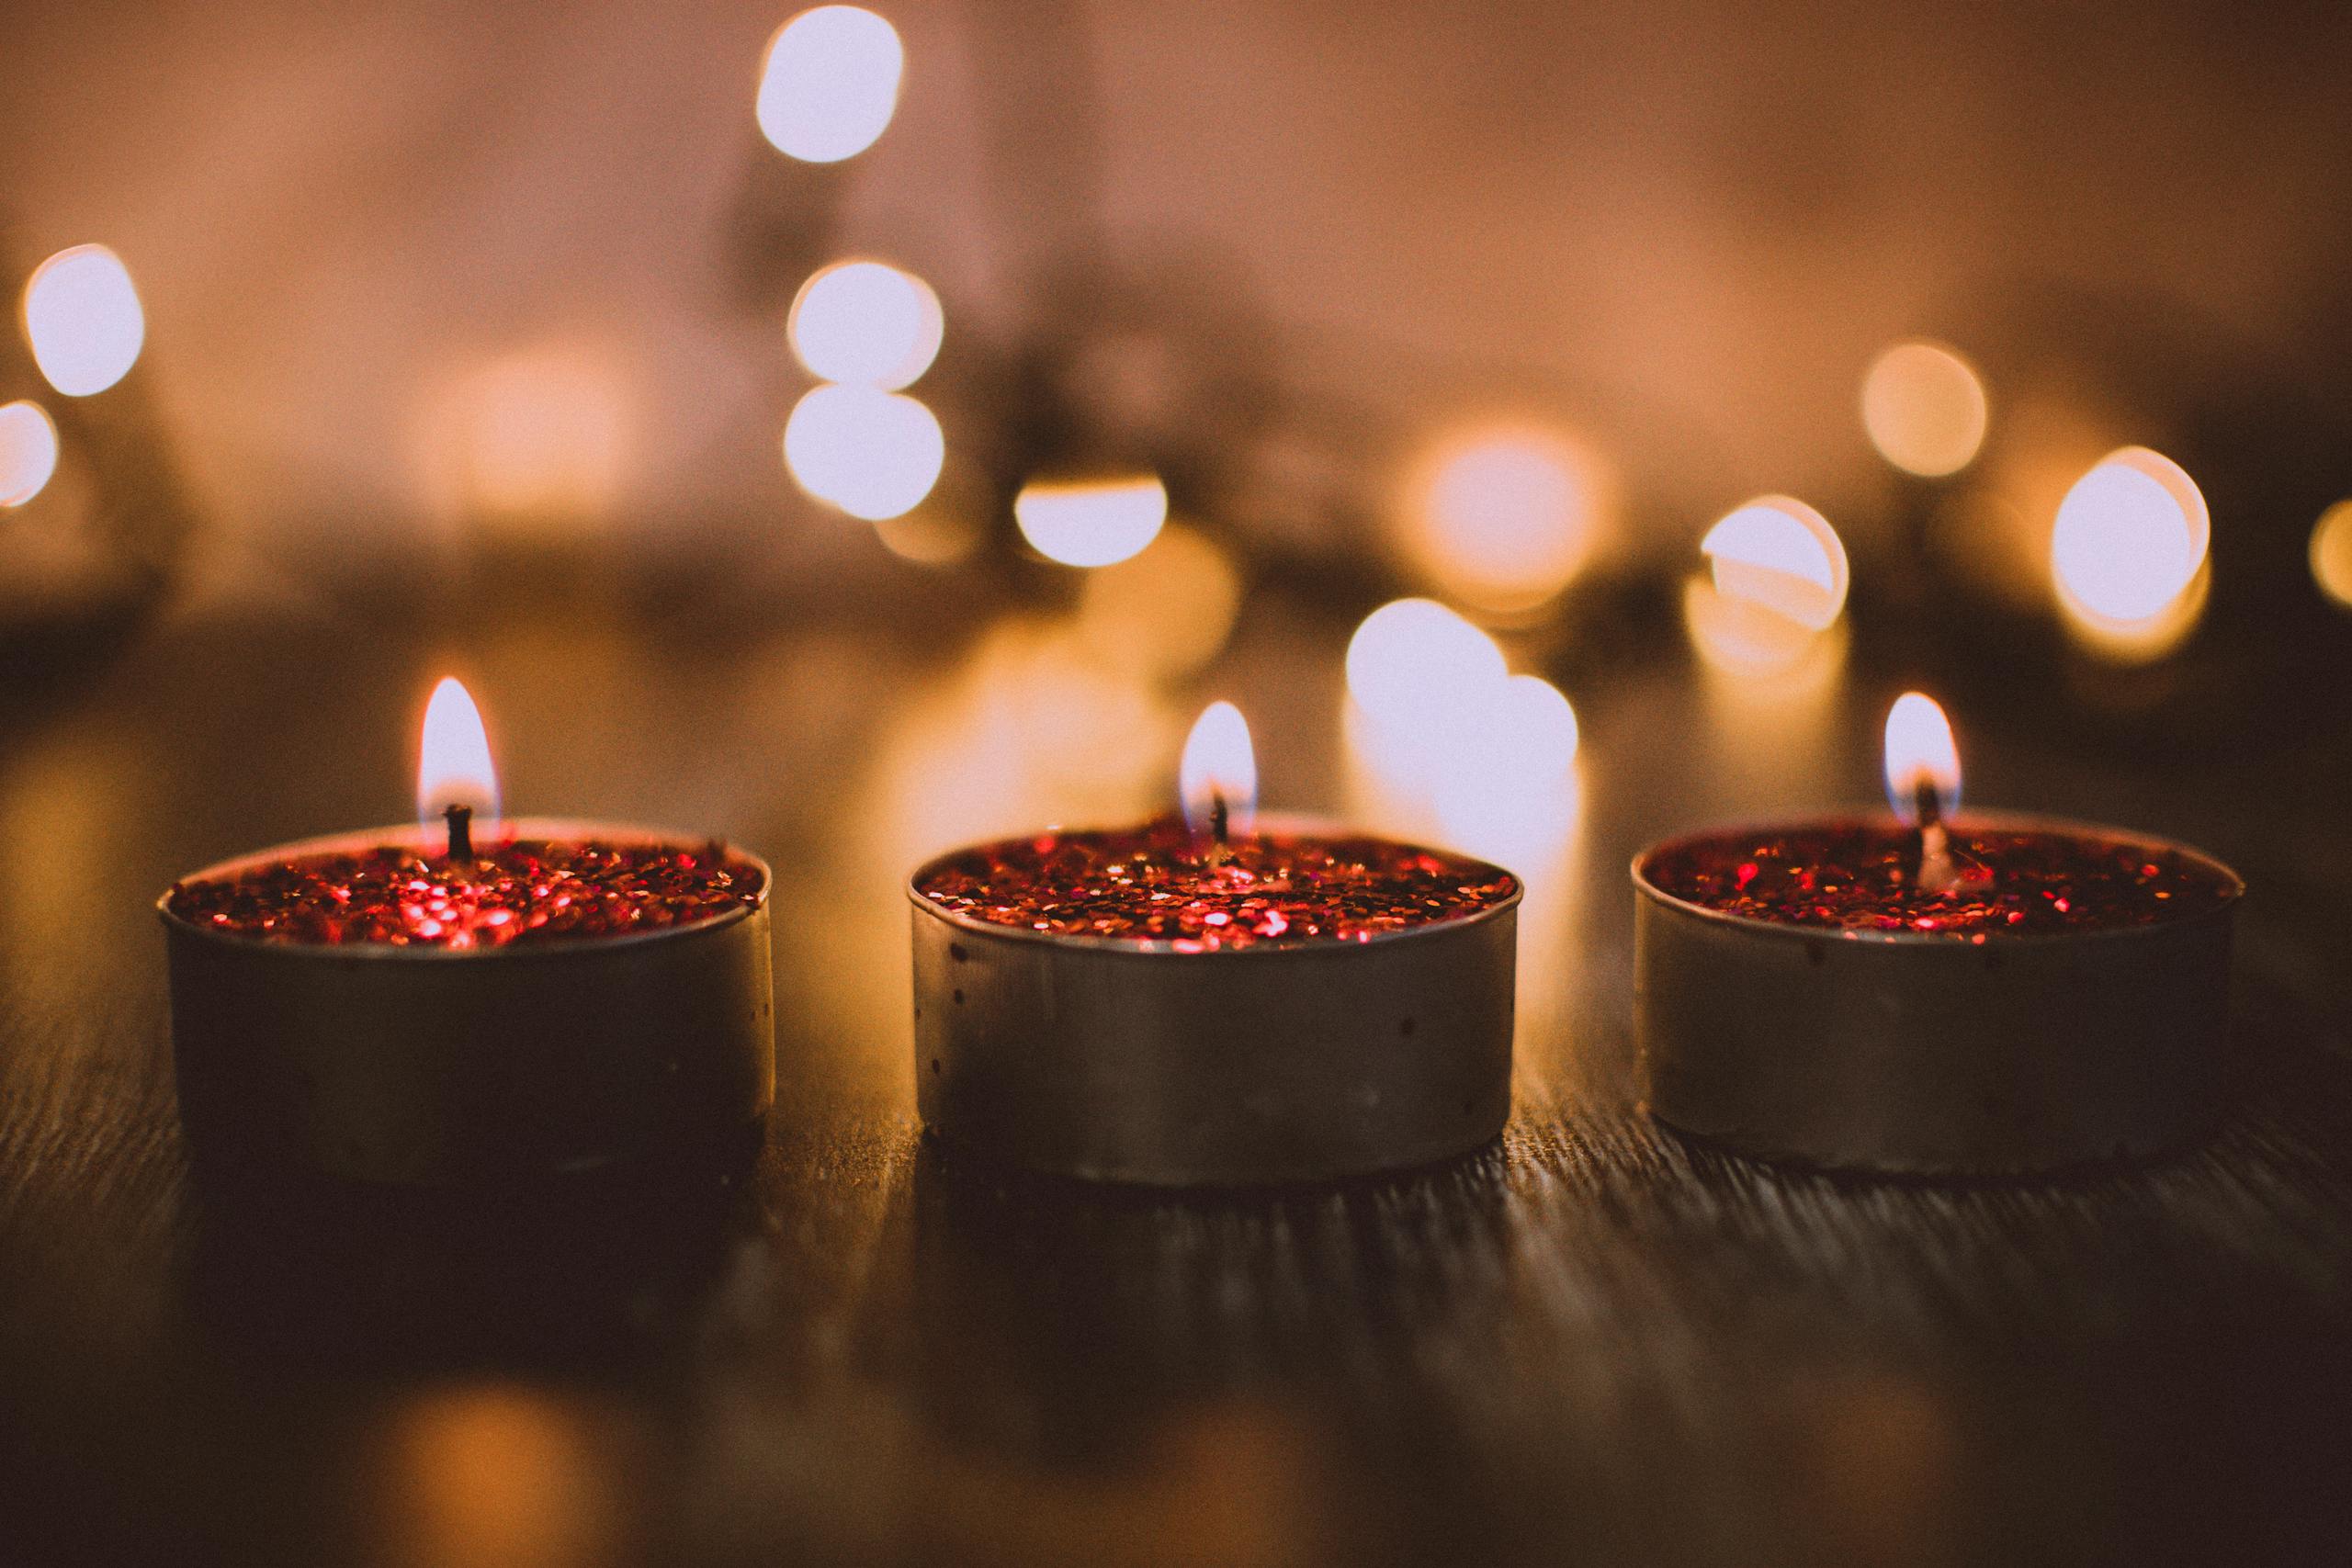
1631 808 2243 949
904 819 1525 959
158 817 773 964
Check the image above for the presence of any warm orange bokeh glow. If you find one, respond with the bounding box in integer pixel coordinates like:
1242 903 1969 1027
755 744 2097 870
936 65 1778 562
1075 523 1243 680
2310 500 2352 611
1014 475 1168 567
1861 342 1989 478
418 677 500 831
380 1387 614 1568
2051 446 2210 660
789 260 943 389
1401 427 1606 612
784 385 944 520
0 400 60 508
1682 579 1851 682
756 6 904 163
22 244 144 398
1701 496 1849 631
1883 692 1961 822
442 344 631 530
874 502 982 566
1179 700 1257 840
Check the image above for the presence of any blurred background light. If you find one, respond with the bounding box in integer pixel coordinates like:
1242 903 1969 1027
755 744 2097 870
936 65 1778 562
0 401 61 508
379 1387 615 1568
2051 446 2210 659
1860 341 1988 478
1345 598 1508 732
1342 601 1581 871
784 384 944 520
756 6 904 163
1685 496 1849 691
1486 672 1579 784
1701 496 1849 631
873 502 981 567
438 344 632 534
1014 474 1167 566
1428 673 1581 858
22 244 144 397
1074 523 1242 680
1682 578 1850 682
2311 500 2352 611
788 260 943 389
1401 427 1605 612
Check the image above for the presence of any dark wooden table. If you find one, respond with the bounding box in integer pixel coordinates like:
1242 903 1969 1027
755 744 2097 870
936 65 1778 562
3 581 2347 1568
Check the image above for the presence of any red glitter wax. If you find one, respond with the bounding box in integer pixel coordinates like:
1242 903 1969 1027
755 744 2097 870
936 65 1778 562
1640 818 2238 938
167 837 763 949
910 817 1519 951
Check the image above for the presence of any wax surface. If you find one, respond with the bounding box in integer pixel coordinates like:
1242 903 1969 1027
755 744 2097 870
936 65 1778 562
1641 820 2236 936
168 838 763 948
913 818 1519 950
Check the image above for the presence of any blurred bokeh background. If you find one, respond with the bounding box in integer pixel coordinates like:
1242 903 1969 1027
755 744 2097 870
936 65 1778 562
13 9 2352 1567
6 0 2352 623
6 0 2351 993
8 0 2352 1047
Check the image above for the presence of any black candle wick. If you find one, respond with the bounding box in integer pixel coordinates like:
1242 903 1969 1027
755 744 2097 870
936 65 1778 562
444 803 474 863
1199 789 1234 867
1912 777 1943 835
1909 779 1956 892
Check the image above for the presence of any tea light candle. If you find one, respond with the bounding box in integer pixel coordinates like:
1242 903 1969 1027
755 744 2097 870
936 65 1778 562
908 703 1521 1185
159 679 775 1185
1632 693 2242 1174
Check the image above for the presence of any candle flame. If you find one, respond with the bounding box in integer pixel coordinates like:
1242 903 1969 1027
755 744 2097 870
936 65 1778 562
1883 692 1961 825
1180 701 1257 842
417 677 501 834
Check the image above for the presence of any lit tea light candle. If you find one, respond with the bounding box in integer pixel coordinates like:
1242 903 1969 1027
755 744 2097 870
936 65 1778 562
1631 693 2242 1174
907 702 1521 1185
159 679 774 1185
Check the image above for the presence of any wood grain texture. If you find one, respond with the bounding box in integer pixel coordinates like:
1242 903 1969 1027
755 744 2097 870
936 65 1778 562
2 591 2346 1568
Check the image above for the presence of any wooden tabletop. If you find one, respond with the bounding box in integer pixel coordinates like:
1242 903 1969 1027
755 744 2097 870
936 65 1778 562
2 582 2346 1568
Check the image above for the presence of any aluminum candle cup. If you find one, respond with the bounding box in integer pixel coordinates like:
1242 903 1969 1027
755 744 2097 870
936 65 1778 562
161 820 774 1186
907 822 1521 1186
1632 814 2243 1176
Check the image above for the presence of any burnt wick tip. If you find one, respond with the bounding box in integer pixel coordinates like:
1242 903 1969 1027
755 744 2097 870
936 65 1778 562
444 803 474 863
1912 778 1944 834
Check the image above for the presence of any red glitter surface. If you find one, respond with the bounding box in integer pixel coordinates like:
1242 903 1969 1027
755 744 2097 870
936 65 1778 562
1640 819 2237 938
912 818 1520 950
168 838 763 949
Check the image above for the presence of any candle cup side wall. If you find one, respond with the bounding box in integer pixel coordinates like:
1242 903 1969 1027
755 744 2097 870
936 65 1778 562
1632 825 2240 1175
162 830 775 1186
909 897 1518 1186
